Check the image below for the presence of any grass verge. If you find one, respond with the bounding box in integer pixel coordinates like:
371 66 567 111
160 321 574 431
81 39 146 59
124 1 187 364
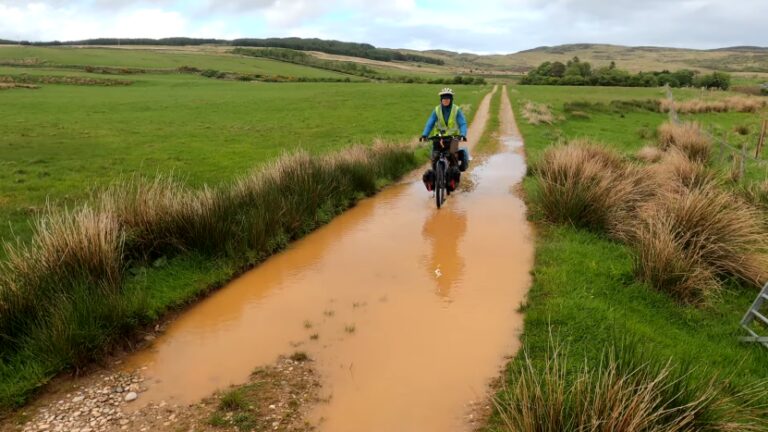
0 143 420 415
486 85 768 430
474 87 502 154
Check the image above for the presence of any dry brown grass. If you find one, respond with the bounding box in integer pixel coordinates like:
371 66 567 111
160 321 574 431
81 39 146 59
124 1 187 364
657 121 712 163
635 145 663 163
631 186 768 303
522 101 555 125
2 206 125 293
534 139 768 304
535 142 654 236
660 96 767 114
652 149 719 192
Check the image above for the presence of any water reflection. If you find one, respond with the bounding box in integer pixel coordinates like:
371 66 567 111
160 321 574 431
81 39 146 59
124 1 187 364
421 206 468 302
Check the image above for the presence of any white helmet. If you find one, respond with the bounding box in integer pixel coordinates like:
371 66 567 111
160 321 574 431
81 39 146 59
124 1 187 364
438 87 454 97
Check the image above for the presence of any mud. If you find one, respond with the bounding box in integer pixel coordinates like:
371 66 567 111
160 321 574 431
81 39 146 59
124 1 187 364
12 85 534 432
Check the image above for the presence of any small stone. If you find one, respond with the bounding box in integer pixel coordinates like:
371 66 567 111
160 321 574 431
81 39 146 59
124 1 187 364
124 392 138 402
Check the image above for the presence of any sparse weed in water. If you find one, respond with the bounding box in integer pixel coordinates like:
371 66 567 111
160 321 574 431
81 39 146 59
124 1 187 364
290 351 309 362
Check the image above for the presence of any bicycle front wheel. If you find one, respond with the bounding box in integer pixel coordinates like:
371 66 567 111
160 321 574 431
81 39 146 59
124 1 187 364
435 161 445 209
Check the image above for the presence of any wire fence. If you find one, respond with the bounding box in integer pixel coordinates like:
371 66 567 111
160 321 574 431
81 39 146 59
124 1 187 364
664 85 768 180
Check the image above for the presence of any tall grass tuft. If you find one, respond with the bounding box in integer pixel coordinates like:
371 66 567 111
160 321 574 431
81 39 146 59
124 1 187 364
534 142 654 237
657 122 712 163
494 341 768 432
522 101 556 125
631 186 768 303
0 142 419 411
652 149 719 193
660 96 767 114
635 145 663 163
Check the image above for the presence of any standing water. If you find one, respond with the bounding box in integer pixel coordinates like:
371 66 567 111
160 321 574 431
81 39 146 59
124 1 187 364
125 87 534 431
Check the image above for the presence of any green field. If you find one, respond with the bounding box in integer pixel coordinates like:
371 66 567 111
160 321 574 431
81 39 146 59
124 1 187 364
487 84 768 429
0 53 488 245
0 46 350 78
0 47 492 412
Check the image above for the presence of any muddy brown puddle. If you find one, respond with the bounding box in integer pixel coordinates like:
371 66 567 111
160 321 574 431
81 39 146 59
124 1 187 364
125 114 532 431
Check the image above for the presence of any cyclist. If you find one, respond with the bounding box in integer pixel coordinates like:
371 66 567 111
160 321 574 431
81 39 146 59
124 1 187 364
419 88 470 192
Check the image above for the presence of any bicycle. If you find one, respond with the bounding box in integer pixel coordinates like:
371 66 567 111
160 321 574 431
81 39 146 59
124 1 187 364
429 135 460 209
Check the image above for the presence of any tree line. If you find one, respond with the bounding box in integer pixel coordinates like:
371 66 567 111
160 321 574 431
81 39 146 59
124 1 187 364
521 57 731 90
4 37 444 65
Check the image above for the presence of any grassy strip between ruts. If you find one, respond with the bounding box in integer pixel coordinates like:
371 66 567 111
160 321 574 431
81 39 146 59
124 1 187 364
0 142 424 415
483 85 768 431
473 86 502 154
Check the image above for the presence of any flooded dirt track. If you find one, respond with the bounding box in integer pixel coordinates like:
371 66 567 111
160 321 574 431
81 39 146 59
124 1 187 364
122 85 534 431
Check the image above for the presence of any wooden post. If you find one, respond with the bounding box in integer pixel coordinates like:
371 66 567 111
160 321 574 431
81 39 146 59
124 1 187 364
757 119 768 159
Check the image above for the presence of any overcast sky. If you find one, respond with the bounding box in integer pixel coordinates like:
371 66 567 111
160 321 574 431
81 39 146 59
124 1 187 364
1 0 766 54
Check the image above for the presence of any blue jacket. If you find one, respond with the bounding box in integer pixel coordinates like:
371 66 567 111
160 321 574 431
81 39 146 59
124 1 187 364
422 104 468 137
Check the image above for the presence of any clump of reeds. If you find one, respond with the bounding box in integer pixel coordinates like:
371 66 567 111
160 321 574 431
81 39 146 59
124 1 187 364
522 101 555 125
533 139 768 304
494 341 768 432
652 149 719 192
535 141 654 236
657 121 712 163
660 96 767 114
631 186 768 303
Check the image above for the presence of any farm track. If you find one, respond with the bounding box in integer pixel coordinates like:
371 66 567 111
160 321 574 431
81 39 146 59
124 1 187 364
4 85 535 432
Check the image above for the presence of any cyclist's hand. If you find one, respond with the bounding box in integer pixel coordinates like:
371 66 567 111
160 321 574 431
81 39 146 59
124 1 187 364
460 135 467 142
419 135 428 142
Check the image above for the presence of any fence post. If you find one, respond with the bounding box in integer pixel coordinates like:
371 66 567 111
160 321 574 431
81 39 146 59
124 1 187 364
757 119 768 159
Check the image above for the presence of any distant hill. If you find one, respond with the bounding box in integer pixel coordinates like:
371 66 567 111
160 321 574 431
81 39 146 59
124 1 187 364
430 43 768 74
4 37 768 75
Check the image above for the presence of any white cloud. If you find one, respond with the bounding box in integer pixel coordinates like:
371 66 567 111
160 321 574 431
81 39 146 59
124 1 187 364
0 0 766 52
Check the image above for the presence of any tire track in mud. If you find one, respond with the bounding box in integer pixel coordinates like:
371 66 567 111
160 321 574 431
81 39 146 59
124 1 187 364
7 85 534 432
